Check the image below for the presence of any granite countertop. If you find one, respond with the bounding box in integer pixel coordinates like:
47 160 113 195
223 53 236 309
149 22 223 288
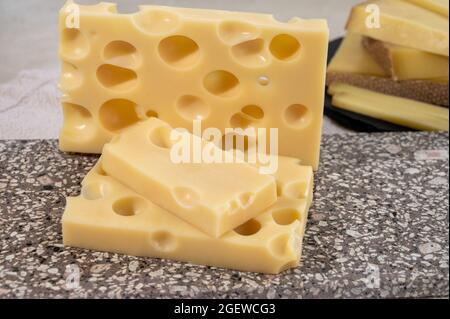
0 132 448 298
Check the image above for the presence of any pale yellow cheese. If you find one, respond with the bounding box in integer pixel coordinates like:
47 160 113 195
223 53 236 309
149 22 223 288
327 34 449 106
328 83 449 131
62 158 314 274
58 1 329 170
362 37 449 81
102 118 277 238
404 0 449 17
346 0 449 56
328 34 386 77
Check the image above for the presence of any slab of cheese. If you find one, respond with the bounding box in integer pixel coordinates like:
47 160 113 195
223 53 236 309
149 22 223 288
58 1 329 169
62 158 314 274
101 118 277 238
362 37 449 81
328 83 449 131
346 0 449 56
404 0 449 17
327 34 449 106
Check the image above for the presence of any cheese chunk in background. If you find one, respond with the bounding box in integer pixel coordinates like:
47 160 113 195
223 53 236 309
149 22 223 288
327 34 449 106
346 0 449 56
62 159 314 274
102 118 277 238
404 0 449 17
58 1 329 169
362 37 449 81
328 83 450 131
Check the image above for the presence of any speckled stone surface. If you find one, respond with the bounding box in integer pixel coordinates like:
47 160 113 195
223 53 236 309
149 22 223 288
0 132 448 299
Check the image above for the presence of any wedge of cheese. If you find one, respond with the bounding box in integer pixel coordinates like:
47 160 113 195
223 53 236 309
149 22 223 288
362 37 449 81
346 0 449 56
327 34 449 106
328 83 449 131
58 1 329 169
102 118 277 238
62 158 314 274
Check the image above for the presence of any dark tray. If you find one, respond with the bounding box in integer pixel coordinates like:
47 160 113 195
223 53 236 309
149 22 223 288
325 38 415 132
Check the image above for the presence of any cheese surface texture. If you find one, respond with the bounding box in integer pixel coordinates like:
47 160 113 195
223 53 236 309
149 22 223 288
328 83 450 131
362 37 449 81
346 0 449 56
58 1 329 169
62 159 314 274
327 34 449 106
404 0 449 17
102 118 277 238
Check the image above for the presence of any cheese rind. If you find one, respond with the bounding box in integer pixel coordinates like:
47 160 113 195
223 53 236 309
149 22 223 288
362 37 449 81
62 160 314 274
327 34 449 106
328 83 450 131
346 0 449 56
102 118 277 238
58 1 329 169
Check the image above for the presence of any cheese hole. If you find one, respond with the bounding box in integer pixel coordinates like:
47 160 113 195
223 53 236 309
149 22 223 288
284 104 310 128
149 231 177 252
146 110 158 118
60 62 82 91
96 64 138 92
60 28 90 59
158 36 200 69
257 75 270 86
96 164 108 176
173 187 201 209
237 192 255 209
113 197 147 216
176 95 210 120
149 125 173 149
241 105 264 120
230 113 252 129
231 39 269 68
269 234 294 257
283 181 307 199
132 9 180 35
272 209 301 226
99 99 140 131
103 41 140 68
234 219 261 236
221 132 256 154
204 70 240 97
270 34 301 61
82 182 108 200
278 260 298 273
218 20 260 45
61 103 95 140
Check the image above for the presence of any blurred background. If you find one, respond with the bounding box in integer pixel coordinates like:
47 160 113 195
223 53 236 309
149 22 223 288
0 0 360 83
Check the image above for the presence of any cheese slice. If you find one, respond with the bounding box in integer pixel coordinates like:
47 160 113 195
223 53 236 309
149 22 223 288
404 0 449 17
362 37 449 81
328 83 449 131
327 34 449 106
58 1 329 169
346 0 449 56
62 158 314 274
102 118 277 238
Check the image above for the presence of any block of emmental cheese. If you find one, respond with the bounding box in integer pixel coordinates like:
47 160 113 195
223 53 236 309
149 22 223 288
404 0 449 17
62 159 314 274
328 83 449 131
101 118 277 238
346 0 449 56
327 34 449 106
362 37 449 81
58 1 329 169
